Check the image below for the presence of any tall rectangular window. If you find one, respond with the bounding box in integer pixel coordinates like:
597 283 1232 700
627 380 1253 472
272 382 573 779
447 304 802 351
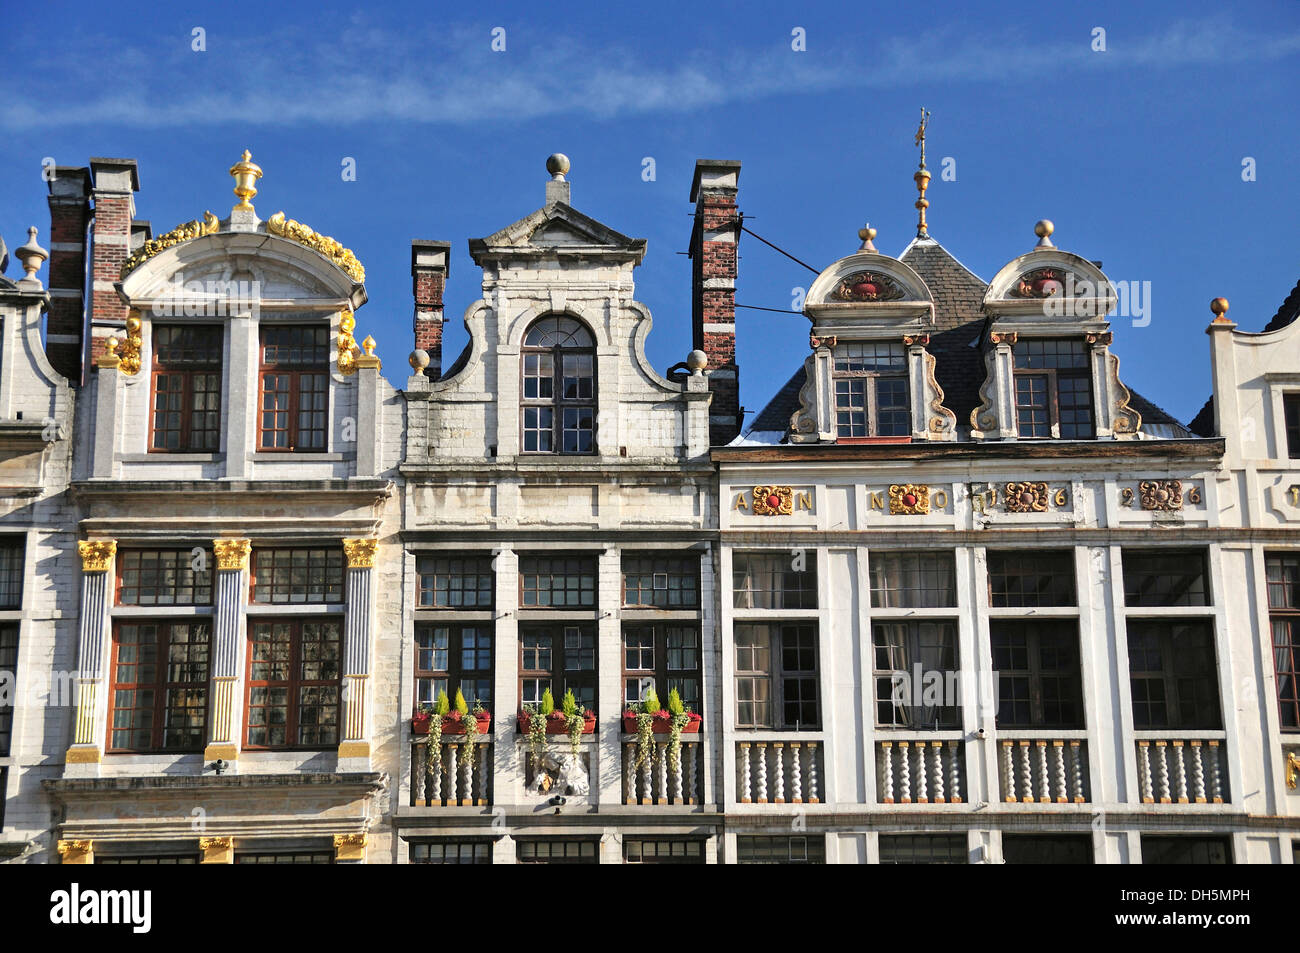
869 552 956 608
872 620 960 729
832 342 908 438
621 553 699 608
1123 550 1209 607
1013 338 1093 439
150 324 222 451
245 618 341 748
258 325 329 451
622 624 700 711
734 623 819 730
0 537 23 608
990 621 1083 729
0 625 17 756
1127 619 1221 730
1285 394 1300 459
988 550 1076 607
732 552 817 609
416 555 494 609
519 555 596 608
116 549 212 606
415 624 492 709
1267 553 1300 729
108 621 210 753
251 548 344 604
519 624 596 711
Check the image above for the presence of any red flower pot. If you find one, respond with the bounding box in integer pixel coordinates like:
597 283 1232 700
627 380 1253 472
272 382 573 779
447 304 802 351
412 712 431 735
622 712 703 734
517 710 596 735
441 711 491 735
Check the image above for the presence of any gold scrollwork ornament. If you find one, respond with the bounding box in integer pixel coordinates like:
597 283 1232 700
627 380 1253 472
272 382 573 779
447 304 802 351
888 483 930 515
752 486 794 516
1004 481 1049 513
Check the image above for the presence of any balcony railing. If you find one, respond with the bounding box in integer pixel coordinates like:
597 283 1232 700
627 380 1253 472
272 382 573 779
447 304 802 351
1134 735 1227 804
877 736 964 804
622 739 703 805
999 735 1089 803
736 739 822 804
411 740 493 807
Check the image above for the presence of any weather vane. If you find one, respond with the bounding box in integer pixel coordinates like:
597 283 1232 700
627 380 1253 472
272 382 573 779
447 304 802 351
913 107 932 239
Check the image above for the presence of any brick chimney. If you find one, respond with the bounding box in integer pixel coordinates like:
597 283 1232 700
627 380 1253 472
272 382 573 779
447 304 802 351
86 158 140 369
45 167 91 382
689 159 742 445
411 240 450 379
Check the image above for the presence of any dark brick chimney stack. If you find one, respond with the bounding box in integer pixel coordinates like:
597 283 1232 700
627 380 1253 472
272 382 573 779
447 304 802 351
689 159 742 446
45 167 91 383
86 158 140 370
411 240 451 379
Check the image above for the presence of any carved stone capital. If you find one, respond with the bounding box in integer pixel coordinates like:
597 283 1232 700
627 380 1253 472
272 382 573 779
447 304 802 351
213 538 252 571
343 538 378 569
78 540 117 573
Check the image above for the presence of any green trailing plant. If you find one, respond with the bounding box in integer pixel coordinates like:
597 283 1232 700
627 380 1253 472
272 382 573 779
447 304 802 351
562 689 585 758
665 688 692 769
633 689 658 770
462 700 486 770
425 689 450 794
522 702 547 769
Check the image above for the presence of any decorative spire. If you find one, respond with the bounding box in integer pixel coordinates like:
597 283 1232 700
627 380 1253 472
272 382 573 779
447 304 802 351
15 226 48 285
913 107 932 239
857 223 878 252
229 149 263 212
1034 219 1055 248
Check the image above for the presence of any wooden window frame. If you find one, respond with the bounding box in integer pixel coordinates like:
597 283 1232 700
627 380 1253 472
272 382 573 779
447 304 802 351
234 851 335 865
416 555 494 609
622 839 706 864
878 834 967 865
0 624 18 756
414 623 493 712
987 549 1077 608
1122 549 1210 607
115 548 213 606
0 537 23 609
732 551 818 610
621 553 700 608
1012 339 1095 440
518 555 597 608
621 623 701 712
520 317 597 455
733 622 820 731
244 617 342 750
1126 618 1222 731
257 325 330 452
1267 553 1300 730
735 835 826 864
250 547 345 605
409 840 493 864
107 620 211 754
515 838 600 863
871 619 961 729
990 620 1084 729
869 551 957 608
149 324 223 453
518 622 597 712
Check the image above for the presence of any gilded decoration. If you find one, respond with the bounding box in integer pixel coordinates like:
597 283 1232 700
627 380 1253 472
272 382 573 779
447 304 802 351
78 539 117 572
831 271 905 302
1004 481 1049 513
57 840 93 860
1139 480 1183 511
266 211 366 283
118 211 220 279
343 538 378 569
118 311 144 376
752 486 794 516
889 484 930 515
337 311 358 376
213 538 252 571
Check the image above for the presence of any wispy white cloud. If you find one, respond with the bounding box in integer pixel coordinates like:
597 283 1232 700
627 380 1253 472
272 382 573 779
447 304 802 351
3 17 1296 129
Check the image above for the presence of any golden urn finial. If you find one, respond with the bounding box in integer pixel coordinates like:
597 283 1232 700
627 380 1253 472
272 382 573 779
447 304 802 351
229 149 263 212
913 107 932 239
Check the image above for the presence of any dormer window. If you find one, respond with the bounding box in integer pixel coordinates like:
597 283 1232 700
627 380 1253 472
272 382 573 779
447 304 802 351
833 342 908 439
521 316 595 454
1013 339 1093 439
258 325 330 452
150 325 222 452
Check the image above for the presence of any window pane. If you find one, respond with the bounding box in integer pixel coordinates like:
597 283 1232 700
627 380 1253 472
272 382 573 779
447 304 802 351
1002 835 1093 864
835 379 867 438
1015 374 1051 438
1286 394 1300 459
1141 836 1231 865
732 552 817 609
519 556 596 608
118 549 213 606
735 835 825 864
1127 619 1221 730
874 377 910 436
410 840 491 864
252 548 344 604
516 839 599 863
878 834 967 864
0 539 24 608
833 342 905 373
0 625 19 755
988 550 1076 607
990 621 1083 729
1123 550 1209 607
870 552 955 608
1014 339 1088 369
417 555 494 608
872 621 960 728
1267 554 1300 610
621 553 699 607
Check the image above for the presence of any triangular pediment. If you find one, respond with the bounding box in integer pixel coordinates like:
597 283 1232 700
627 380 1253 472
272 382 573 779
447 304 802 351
469 203 646 263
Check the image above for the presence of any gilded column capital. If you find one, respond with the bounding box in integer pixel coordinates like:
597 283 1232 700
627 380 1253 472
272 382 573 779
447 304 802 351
57 839 94 863
343 538 378 569
78 540 117 573
213 538 252 571
200 835 234 864
333 833 367 862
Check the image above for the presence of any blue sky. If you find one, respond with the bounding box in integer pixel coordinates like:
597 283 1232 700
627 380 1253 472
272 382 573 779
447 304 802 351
2 0 1297 424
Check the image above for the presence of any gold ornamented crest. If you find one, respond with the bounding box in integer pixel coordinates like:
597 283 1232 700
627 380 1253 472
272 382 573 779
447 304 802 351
1004 481 1049 513
267 211 366 283
751 486 793 516
78 540 117 572
119 211 220 279
343 538 378 569
117 311 144 375
831 271 905 302
213 539 252 571
1139 480 1183 511
337 311 358 376
889 483 930 515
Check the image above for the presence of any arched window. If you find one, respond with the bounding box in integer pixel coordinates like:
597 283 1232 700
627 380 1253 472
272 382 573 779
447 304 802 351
521 315 596 453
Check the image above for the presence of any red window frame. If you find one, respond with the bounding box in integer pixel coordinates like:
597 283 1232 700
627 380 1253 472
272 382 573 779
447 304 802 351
244 617 342 750
107 620 211 753
258 325 330 452
149 325 223 452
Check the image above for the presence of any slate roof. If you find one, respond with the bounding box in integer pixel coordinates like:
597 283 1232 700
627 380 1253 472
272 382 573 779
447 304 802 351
747 236 1191 439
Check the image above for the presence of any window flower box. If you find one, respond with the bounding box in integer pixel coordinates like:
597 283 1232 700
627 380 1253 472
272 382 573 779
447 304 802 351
623 710 702 735
412 710 491 736
517 709 596 735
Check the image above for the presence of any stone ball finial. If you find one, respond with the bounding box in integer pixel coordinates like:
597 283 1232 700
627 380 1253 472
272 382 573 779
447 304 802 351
1034 219 1055 248
686 349 708 375
16 226 48 281
1210 297 1230 322
409 349 431 375
546 153 571 180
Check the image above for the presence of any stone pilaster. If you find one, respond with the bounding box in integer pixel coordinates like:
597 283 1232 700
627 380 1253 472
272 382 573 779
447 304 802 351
66 540 115 774
339 538 377 767
205 539 250 764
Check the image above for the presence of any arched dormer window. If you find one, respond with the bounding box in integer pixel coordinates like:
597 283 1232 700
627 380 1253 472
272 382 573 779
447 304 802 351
521 315 596 453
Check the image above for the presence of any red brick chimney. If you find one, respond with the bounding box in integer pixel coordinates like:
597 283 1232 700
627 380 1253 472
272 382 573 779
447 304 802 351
689 159 742 445
86 158 140 369
411 240 451 379
45 167 91 382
